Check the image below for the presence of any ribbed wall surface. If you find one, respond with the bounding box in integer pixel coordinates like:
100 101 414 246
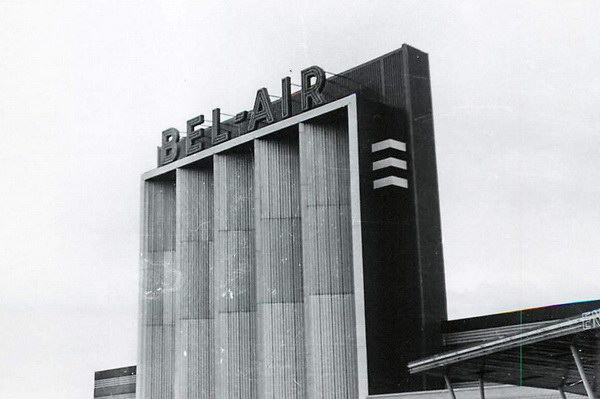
175 167 214 398
140 121 361 399
95 394 136 399
94 374 136 389
138 179 176 399
94 367 136 398
299 119 359 399
255 135 305 399
214 151 257 399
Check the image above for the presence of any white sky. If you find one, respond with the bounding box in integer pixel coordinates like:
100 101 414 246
1 1 599 398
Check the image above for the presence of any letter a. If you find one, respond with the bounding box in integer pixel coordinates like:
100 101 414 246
247 88 275 131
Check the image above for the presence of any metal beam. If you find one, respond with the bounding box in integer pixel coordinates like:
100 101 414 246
570 344 596 399
479 378 485 399
409 311 600 374
443 375 456 399
558 385 568 399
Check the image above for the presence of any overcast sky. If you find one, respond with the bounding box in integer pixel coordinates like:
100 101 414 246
1 1 599 398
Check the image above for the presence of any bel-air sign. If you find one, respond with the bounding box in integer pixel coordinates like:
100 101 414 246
158 65 326 166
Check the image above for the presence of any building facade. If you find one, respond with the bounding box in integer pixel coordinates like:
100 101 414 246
94 366 136 399
137 45 447 399
135 45 600 399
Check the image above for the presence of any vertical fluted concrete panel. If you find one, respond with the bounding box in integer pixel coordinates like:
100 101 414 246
138 179 176 399
175 166 214 399
255 134 305 399
214 150 257 399
299 119 358 399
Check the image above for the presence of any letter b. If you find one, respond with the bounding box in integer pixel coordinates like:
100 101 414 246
159 128 180 165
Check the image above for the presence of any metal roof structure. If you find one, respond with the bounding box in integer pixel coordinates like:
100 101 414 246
409 308 600 398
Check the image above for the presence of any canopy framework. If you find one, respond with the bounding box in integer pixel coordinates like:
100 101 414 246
409 309 600 398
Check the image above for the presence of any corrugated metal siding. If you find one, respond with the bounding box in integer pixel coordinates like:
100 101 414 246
139 116 362 399
175 166 215 398
299 117 359 399
138 180 176 399
382 52 405 109
255 133 305 399
94 367 136 398
94 374 136 388
214 150 257 399
95 394 136 399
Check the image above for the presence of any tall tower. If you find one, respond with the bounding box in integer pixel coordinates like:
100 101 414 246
137 45 447 398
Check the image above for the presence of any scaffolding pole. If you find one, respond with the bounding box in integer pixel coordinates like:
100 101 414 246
443 375 457 399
